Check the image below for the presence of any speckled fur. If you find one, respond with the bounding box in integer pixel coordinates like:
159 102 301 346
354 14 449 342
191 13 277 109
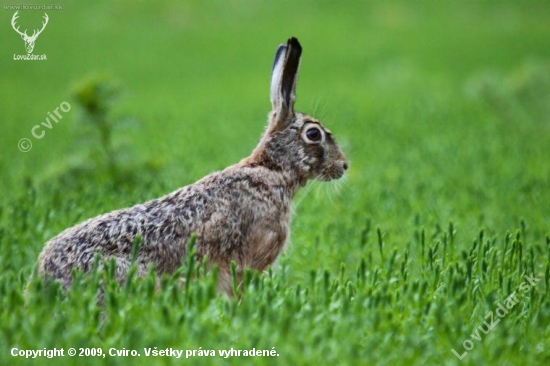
37 37 348 294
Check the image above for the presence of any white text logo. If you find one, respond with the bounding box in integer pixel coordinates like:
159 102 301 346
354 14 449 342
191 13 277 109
11 10 48 59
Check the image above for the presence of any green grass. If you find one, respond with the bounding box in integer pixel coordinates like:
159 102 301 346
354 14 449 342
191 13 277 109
1 0 550 365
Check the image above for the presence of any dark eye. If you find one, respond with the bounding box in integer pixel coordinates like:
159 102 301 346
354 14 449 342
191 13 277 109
306 127 322 141
301 122 326 144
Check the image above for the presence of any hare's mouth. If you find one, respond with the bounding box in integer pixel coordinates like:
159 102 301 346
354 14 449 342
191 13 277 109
317 166 346 181
330 170 346 180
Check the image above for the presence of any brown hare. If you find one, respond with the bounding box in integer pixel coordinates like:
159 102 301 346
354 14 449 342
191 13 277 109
37 37 348 294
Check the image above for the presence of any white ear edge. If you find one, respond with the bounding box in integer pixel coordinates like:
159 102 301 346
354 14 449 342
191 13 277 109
270 44 286 110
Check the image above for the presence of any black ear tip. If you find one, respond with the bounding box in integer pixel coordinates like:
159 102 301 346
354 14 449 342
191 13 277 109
287 37 302 50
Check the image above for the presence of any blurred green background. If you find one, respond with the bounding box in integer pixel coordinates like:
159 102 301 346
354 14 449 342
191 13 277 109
3 0 549 269
1 1 550 364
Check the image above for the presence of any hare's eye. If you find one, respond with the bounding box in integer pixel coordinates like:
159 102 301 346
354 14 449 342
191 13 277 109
306 128 321 141
302 124 325 144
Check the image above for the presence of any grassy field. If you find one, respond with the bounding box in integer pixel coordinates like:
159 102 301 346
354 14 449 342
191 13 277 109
1 0 550 365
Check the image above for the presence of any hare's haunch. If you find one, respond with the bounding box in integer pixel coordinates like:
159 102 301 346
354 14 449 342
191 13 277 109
37 37 348 294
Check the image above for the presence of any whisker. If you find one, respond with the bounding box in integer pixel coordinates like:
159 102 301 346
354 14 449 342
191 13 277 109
293 180 317 210
311 98 321 117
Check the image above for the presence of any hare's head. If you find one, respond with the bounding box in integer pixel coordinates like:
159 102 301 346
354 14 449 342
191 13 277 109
248 37 348 184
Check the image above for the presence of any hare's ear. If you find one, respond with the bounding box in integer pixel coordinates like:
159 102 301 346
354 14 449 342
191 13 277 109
270 37 302 121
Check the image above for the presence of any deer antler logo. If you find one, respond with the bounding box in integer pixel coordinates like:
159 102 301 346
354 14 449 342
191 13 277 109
11 11 49 54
